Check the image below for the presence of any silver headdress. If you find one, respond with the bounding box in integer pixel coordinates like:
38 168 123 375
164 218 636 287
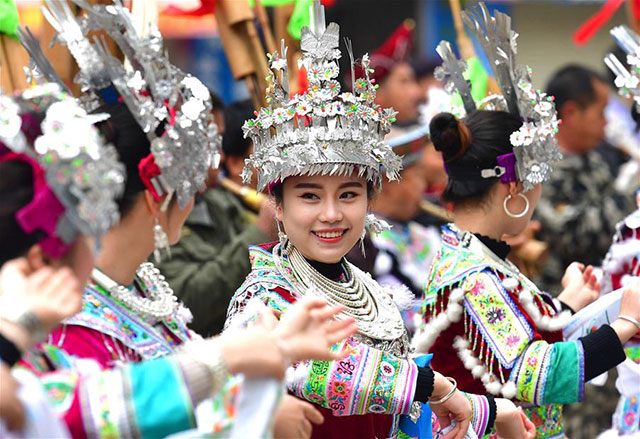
605 25 640 111
20 0 221 209
435 3 562 192
241 0 402 192
0 83 125 257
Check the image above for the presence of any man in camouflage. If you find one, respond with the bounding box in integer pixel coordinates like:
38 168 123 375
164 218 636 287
534 64 639 438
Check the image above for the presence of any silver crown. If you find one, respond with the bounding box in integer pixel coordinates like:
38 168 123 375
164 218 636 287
0 83 125 249
435 3 562 192
606 25 640 111
20 0 221 209
241 0 402 192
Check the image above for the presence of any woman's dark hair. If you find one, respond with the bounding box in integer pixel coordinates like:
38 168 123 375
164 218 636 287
270 178 376 205
429 110 522 204
94 102 154 216
0 160 44 265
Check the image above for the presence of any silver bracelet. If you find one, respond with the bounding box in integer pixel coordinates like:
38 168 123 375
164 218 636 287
617 314 640 331
429 377 458 405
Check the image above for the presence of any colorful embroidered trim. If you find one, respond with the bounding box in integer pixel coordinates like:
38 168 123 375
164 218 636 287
463 392 491 437
510 341 552 405
66 279 190 360
288 339 418 417
230 245 418 420
612 394 640 435
463 271 533 369
522 404 565 439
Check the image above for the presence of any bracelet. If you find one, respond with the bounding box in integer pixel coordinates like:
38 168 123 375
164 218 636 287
429 377 457 405
180 339 230 395
617 314 640 331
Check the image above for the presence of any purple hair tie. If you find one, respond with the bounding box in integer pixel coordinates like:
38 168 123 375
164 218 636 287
496 152 518 183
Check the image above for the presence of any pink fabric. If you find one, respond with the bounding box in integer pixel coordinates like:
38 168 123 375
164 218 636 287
0 152 72 258
49 324 140 369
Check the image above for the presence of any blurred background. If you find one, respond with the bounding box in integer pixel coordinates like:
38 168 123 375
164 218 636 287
12 0 630 101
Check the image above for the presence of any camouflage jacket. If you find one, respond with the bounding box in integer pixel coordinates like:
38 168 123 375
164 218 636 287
152 185 269 336
533 144 638 294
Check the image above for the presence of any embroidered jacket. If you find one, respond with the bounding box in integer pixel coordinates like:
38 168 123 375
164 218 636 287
18 263 237 438
227 243 501 439
58 270 192 365
415 225 586 439
226 244 417 436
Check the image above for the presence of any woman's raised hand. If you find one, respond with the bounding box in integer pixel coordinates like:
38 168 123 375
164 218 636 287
612 281 640 344
558 262 600 312
274 298 357 362
0 258 83 348
218 298 356 380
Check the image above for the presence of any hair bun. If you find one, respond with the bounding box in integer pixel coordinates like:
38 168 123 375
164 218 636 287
429 112 471 162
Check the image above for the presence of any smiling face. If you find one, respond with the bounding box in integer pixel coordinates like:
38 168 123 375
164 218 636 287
276 174 369 264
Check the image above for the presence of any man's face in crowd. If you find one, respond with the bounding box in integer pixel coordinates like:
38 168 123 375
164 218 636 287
375 62 422 123
558 79 609 154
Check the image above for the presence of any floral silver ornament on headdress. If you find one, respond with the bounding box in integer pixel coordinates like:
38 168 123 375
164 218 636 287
0 83 125 255
242 0 402 192
606 25 640 111
21 0 221 210
435 3 562 192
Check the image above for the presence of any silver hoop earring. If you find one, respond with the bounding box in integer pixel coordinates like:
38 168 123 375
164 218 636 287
276 220 288 249
503 193 530 218
153 217 171 262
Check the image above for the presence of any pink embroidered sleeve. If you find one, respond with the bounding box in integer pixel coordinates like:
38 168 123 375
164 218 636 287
287 337 418 416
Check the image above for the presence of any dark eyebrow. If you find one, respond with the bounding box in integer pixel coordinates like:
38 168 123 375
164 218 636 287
339 182 364 189
293 182 322 189
293 181 363 190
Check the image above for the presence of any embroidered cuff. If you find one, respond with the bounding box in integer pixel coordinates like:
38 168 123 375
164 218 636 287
581 324 626 381
463 393 492 437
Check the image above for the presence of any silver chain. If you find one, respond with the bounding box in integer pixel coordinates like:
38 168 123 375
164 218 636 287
91 263 181 325
273 243 406 343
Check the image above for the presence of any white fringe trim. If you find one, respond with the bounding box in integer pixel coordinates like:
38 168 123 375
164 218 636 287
453 336 517 398
411 287 465 353
519 288 572 332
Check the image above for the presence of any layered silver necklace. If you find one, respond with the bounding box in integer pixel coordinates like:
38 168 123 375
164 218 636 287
273 243 407 349
91 263 186 325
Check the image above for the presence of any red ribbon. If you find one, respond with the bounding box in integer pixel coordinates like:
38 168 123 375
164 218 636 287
573 0 626 46
138 153 164 201
163 0 216 17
